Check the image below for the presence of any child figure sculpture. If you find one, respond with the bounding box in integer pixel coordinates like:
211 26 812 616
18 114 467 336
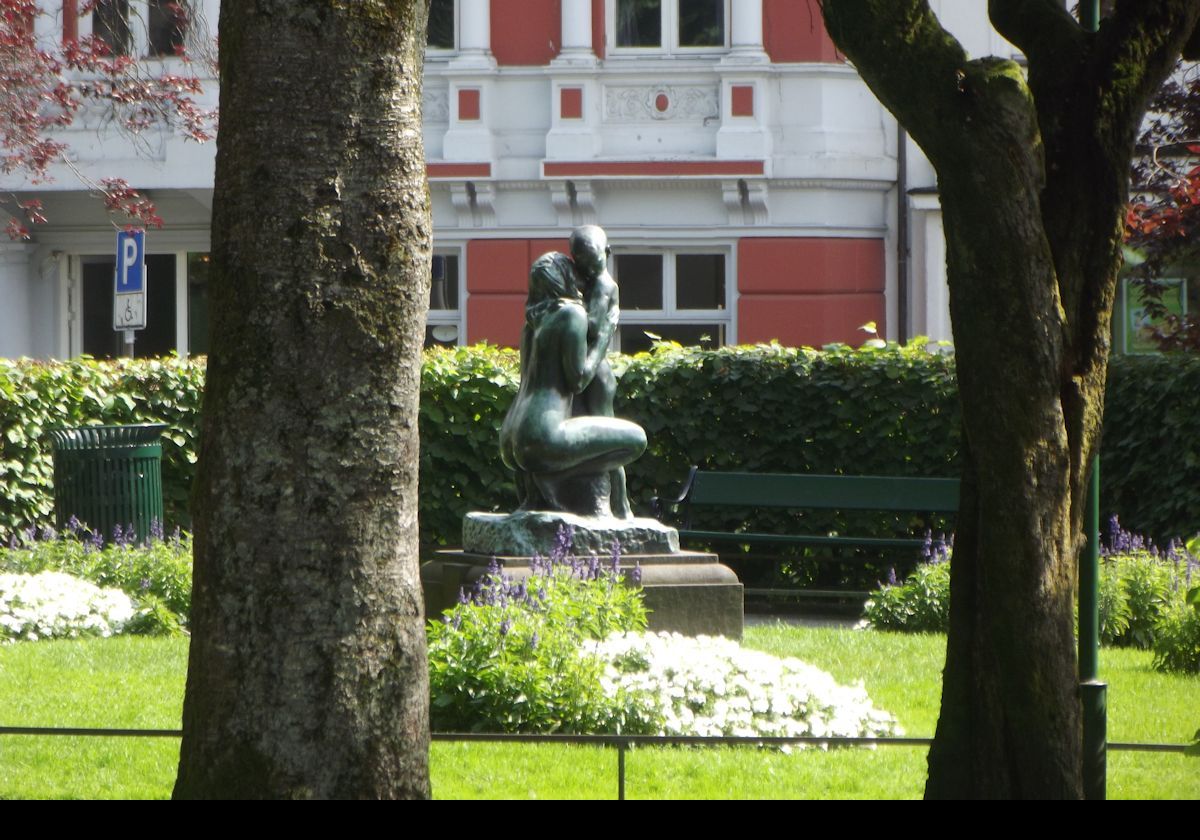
569 225 634 519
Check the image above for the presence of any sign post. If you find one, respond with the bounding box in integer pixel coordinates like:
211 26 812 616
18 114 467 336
114 230 146 357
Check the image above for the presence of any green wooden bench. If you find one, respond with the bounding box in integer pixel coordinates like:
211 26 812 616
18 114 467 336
652 467 960 599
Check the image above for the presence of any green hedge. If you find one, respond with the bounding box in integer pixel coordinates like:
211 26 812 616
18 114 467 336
1102 355 1200 543
0 357 203 537
2 346 1199 548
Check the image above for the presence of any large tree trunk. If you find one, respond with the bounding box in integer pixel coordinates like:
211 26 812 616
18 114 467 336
174 0 432 799
821 0 1198 798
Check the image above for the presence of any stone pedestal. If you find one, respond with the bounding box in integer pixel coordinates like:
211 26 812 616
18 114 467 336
422 549 744 640
424 510 744 639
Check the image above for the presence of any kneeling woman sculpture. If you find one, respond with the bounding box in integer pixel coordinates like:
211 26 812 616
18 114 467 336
499 251 646 518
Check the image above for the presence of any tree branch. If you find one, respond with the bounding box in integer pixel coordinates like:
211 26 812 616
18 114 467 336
1094 2 1200 135
819 0 973 164
988 0 1083 67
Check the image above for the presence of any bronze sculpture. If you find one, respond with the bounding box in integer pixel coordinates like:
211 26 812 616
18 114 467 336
499 242 646 519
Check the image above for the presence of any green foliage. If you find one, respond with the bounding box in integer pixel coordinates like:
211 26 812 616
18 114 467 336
1103 552 1175 648
618 340 962 588
3 347 1199 554
427 561 652 734
0 356 204 538
866 543 1200 675
418 345 519 546
861 561 951 633
1103 355 1200 542
0 529 193 633
1152 587 1200 674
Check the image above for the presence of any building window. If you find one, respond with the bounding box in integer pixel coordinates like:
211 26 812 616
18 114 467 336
613 0 727 52
91 1 190 58
612 249 730 353
147 0 188 57
76 250 209 358
93 0 132 56
426 252 462 347
427 0 456 52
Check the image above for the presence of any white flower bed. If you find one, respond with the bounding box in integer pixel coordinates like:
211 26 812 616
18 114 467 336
0 571 135 642
588 632 902 745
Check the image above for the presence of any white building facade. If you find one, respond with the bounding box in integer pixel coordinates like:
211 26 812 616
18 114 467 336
0 0 1022 360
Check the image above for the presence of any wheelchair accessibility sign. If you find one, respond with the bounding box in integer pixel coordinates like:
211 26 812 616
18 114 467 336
114 230 146 330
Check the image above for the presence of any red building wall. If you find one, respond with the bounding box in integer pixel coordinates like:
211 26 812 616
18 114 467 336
466 238 570 345
491 0 561 65
763 0 840 63
737 238 885 346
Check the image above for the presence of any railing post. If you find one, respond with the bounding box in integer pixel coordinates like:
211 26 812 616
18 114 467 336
1079 454 1107 800
617 740 627 800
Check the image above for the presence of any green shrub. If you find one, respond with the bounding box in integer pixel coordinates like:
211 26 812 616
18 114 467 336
1103 354 1200 543
427 541 653 734
3 346 1199 552
1151 588 1200 674
863 525 1200 675
0 526 192 633
861 558 951 633
418 345 519 547
0 356 203 537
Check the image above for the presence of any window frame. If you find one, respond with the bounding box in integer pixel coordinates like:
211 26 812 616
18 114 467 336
610 244 735 351
425 248 465 347
71 249 206 358
608 0 730 57
424 0 458 59
86 0 196 60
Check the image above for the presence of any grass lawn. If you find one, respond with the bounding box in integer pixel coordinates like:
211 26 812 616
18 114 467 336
0 626 1195 799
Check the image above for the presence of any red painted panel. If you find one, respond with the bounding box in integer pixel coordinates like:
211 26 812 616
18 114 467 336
63 0 78 43
467 241 530 294
731 85 754 118
544 160 764 177
560 87 583 119
763 0 840 63
738 238 884 294
592 0 605 59
467 295 525 346
458 89 481 120
529 239 571 260
738 294 885 347
492 0 560 66
427 162 491 178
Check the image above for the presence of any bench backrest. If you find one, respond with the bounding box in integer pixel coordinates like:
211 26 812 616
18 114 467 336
686 470 960 513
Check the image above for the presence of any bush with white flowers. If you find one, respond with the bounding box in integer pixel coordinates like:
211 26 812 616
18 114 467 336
0 571 135 642
588 632 902 743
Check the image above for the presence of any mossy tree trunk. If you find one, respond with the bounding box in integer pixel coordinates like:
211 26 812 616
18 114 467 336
174 0 433 799
821 1 1199 798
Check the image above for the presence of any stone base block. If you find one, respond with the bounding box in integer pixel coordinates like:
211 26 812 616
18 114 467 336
462 510 679 556
422 549 743 640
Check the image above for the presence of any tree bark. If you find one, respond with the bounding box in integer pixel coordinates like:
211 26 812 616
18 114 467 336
821 0 1199 798
174 0 432 799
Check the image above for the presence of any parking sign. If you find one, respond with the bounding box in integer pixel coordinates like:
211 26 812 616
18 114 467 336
114 230 146 330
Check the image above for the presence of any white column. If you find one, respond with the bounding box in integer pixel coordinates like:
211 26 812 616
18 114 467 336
557 0 595 60
453 0 495 67
131 0 151 58
726 0 767 63
0 244 33 358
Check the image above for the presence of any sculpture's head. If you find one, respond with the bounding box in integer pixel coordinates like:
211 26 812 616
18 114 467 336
569 225 609 280
529 251 579 303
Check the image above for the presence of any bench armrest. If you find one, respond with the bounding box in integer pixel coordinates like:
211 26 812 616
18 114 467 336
650 465 699 520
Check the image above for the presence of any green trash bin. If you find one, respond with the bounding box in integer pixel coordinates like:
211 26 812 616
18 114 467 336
49 423 167 543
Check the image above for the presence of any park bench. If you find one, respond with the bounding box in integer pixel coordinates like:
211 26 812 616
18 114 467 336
652 467 960 599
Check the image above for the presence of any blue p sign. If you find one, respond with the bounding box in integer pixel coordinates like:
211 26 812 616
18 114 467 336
116 230 145 294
